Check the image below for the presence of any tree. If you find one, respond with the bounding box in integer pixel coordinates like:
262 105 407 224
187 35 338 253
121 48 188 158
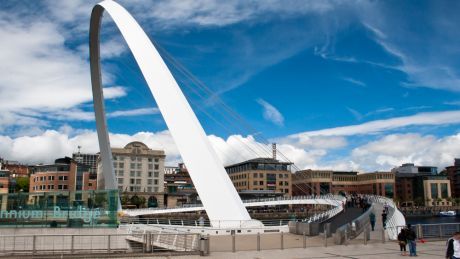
414 197 424 206
15 177 29 192
121 192 130 205
130 195 146 208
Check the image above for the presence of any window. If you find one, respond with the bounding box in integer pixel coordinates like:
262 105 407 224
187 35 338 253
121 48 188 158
154 158 159 163
441 183 449 198
137 164 142 169
58 176 68 181
137 171 141 177
148 164 153 170
154 187 158 192
431 183 439 199
48 185 54 190
148 179 153 185
130 179 135 184
148 172 153 177
130 163 135 169
136 179 141 184
48 176 54 181
119 162 124 168
118 170 124 176
154 171 159 178
130 171 135 177
148 158 152 162
154 164 159 170
253 181 258 186
58 185 67 190
154 179 158 185
147 187 152 192
118 178 123 184
259 181 264 185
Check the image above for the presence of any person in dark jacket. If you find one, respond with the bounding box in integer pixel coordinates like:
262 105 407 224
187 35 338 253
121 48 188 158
406 224 417 257
446 232 460 259
398 228 407 256
381 210 387 229
369 212 376 231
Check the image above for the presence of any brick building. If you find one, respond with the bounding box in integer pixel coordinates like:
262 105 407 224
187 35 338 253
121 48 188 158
292 170 395 198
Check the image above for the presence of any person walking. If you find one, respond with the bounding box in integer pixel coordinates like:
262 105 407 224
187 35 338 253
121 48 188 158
381 210 387 229
398 228 407 256
369 212 376 231
406 224 417 256
446 232 460 259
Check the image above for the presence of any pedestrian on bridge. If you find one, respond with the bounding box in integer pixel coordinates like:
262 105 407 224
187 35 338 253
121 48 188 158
369 212 376 231
381 210 387 229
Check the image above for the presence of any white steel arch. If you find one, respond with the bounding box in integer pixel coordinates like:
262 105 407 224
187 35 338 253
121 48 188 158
89 0 257 227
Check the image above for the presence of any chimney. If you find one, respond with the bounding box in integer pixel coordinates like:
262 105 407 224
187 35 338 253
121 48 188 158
272 143 276 160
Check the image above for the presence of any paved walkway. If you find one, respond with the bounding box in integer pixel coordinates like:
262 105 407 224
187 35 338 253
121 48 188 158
171 240 446 258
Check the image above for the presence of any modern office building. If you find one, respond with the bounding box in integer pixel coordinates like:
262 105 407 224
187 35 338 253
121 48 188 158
395 172 452 206
103 141 165 207
225 158 292 196
292 170 396 198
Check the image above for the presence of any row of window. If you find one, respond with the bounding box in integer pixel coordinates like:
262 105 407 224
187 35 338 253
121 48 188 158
113 156 160 163
32 184 67 191
114 170 160 178
118 185 160 192
230 173 289 180
33 175 68 182
117 178 160 185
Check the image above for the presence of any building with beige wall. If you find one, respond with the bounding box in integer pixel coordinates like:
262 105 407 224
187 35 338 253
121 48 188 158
225 158 292 196
102 141 165 207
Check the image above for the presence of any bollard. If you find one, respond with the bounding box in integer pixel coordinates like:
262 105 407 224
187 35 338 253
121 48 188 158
439 224 443 238
303 232 306 249
257 233 260 251
151 234 155 253
381 229 386 243
232 233 236 253
281 232 284 250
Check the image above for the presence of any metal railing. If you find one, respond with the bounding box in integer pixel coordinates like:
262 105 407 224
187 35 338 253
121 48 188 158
123 194 345 215
0 233 202 257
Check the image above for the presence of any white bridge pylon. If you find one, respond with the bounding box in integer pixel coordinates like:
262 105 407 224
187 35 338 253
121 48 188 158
90 0 256 228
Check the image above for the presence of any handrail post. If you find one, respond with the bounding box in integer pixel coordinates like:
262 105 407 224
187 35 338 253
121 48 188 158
32 235 36 255
184 234 187 252
107 234 111 253
303 232 306 248
280 232 284 250
71 235 74 254
232 233 236 253
257 233 260 251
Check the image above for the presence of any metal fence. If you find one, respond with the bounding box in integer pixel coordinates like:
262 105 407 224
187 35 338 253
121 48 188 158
0 233 202 257
415 223 460 240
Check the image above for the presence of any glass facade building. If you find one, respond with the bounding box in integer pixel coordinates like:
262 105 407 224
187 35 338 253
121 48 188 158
0 189 118 228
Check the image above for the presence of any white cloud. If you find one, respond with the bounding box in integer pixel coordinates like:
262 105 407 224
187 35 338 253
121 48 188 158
256 99 285 126
351 133 460 171
290 110 460 137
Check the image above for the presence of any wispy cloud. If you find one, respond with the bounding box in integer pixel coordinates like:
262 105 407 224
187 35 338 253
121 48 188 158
342 77 366 87
290 110 460 137
346 107 363 120
108 108 160 118
256 99 284 126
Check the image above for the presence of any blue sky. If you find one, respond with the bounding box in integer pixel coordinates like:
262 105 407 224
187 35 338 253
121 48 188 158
0 0 460 171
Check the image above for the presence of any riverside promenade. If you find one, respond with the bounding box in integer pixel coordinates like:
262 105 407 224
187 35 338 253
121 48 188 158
165 240 446 258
